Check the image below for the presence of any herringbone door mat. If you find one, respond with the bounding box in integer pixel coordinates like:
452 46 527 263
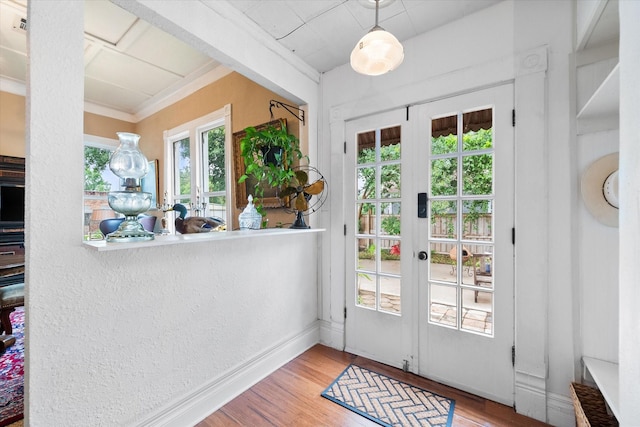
322 364 454 427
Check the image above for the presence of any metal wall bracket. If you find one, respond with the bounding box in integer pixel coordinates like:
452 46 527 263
269 100 305 125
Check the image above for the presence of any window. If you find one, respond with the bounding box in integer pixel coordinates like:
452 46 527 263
164 105 232 227
83 135 119 239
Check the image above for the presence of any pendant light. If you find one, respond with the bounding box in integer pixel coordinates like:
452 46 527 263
350 0 404 76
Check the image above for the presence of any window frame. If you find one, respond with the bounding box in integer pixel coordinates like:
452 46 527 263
163 104 232 224
83 134 120 238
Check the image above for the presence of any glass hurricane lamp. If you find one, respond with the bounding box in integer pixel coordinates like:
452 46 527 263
106 132 154 242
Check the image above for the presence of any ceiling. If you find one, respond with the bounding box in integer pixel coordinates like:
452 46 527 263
0 0 225 121
226 0 502 72
0 0 511 121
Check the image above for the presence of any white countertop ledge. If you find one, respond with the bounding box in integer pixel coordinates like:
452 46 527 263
83 228 325 252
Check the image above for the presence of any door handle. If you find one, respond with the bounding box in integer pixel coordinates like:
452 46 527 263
418 251 428 260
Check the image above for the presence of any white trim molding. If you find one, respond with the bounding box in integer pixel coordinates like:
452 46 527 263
134 321 321 427
319 319 344 351
515 370 547 421
513 45 549 422
546 391 576 427
0 77 26 96
515 45 548 77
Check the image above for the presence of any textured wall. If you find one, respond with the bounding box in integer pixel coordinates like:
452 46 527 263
25 1 319 425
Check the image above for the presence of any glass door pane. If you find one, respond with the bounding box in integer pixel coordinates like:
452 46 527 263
428 108 495 335
355 125 402 315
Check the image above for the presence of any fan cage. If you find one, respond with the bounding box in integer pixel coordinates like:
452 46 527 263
280 165 328 217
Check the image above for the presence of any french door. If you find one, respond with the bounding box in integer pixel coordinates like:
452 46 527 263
344 84 515 405
416 84 515 405
345 109 412 368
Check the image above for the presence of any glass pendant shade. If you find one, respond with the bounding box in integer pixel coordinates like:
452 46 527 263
350 28 404 76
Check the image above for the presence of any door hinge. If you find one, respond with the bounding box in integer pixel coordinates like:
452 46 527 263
512 227 515 245
344 224 347 236
512 109 516 127
512 345 516 366
344 141 347 154
406 105 410 121
344 307 347 319
403 359 410 372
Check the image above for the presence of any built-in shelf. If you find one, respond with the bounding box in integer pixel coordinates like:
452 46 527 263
582 356 619 420
577 63 619 120
576 0 619 52
578 0 621 421
83 228 325 252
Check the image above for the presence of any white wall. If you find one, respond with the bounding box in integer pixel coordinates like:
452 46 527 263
319 1 576 424
577 128 619 363
619 0 640 423
25 1 320 425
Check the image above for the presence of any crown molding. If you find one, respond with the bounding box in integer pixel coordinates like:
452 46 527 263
0 77 26 96
83 102 137 123
2 65 232 124
133 64 232 122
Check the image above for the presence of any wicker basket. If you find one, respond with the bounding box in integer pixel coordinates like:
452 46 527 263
570 382 618 427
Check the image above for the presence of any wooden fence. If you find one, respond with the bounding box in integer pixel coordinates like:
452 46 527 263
358 213 492 252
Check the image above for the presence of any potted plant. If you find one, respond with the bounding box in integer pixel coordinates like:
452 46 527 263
238 119 306 217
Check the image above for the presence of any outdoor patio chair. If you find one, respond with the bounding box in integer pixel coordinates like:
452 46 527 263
449 246 473 276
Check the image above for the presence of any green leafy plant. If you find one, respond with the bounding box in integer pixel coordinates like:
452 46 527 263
381 215 400 236
84 146 112 192
238 119 306 215
430 129 493 235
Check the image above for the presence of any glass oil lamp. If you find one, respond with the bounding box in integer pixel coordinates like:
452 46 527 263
106 132 154 242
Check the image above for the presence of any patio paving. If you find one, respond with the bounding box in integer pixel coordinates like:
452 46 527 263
356 259 493 334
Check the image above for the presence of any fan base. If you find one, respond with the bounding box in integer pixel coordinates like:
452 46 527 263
290 211 310 229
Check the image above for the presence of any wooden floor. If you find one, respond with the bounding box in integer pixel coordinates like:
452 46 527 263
196 344 551 427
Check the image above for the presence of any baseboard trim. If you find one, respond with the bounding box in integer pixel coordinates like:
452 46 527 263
134 321 320 427
547 391 575 427
515 370 547 422
319 319 343 350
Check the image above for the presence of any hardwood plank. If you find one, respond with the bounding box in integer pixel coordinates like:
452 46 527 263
200 409 242 427
196 344 551 427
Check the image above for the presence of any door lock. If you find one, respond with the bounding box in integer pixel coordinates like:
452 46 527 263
418 193 428 218
418 251 428 260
